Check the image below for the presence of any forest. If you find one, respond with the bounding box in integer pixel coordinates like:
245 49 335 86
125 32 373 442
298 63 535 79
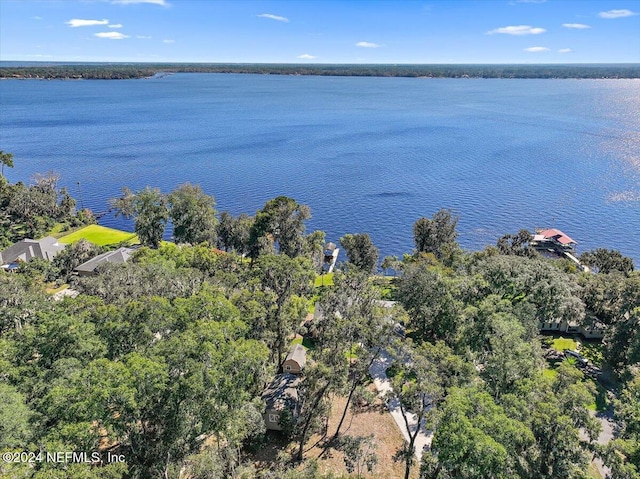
1 157 639 479
1 62 639 80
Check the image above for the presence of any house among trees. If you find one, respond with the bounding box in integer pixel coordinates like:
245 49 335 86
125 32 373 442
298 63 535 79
283 344 306 374
538 317 605 340
261 373 301 431
0 236 66 271
73 247 135 276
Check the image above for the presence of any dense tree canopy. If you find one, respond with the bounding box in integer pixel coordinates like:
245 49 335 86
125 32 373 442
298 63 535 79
340 233 379 274
1 170 637 479
168 183 218 244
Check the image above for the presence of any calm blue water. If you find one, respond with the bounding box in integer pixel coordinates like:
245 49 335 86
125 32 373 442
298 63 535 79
1 74 639 265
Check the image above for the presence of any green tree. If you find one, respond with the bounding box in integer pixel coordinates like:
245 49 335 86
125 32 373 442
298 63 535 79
249 196 311 258
339 233 379 274
423 387 534 479
168 183 218 244
0 150 14 176
252 254 314 366
580 248 635 274
413 209 460 265
388 342 441 479
110 186 168 248
48 239 103 282
604 371 640 478
496 229 537 257
312 269 391 439
0 383 33 449
338 434 378 478
396 260 461 345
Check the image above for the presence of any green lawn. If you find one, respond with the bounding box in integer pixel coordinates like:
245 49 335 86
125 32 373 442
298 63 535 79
58 225 139 247
314 272 334 287
46 223 68 236
291 336 316 350
551 336 579 352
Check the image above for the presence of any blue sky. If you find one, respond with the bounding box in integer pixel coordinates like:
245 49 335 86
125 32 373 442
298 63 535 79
1 0 639 63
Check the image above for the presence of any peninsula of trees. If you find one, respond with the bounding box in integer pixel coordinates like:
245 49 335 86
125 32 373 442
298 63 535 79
1 62 640 80
1 160 639 479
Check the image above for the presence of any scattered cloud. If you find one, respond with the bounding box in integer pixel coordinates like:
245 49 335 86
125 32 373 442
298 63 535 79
257 13 289 22
356 41 383 48
297 54 316 59
67 18 109 28
136 35 152 39
558 48 572 53
509 0 547 4
524 46 550 52
108 24 123 29
94 31 130 40
162 39 175 44
33 16 43 20
487 25 546 35
599 9 638 19
111 0 168 5
562 23 590 29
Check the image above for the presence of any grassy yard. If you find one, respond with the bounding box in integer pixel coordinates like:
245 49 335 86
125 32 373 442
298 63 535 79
551 336 579 352
314 273 334 288
291 335 316 351
58 225 138 247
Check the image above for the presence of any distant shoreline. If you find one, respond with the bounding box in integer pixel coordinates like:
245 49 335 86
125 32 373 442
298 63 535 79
1 63 639 80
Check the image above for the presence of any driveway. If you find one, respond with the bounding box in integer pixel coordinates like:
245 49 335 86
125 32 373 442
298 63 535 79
369 349 432 460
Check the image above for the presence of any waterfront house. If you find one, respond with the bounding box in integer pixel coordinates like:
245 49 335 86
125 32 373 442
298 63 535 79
262 373 301 431
0 237 66 271
532 229 577 252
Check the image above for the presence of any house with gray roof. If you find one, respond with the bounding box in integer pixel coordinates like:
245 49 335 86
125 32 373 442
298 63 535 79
262 373 301 431
283 343 306 374
73 247 135 276
0 237 66 270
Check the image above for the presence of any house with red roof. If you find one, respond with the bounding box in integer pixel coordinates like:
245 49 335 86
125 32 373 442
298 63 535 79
531 228 577 252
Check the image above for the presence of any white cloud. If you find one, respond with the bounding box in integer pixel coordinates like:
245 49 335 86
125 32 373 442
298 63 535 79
524 46 550 52
33 16 43 20
108 24 123 28
163 39 175 43
94 31 130 40
356 41 383 48
297 54 316 59
562 23 590 29
512 0 547 3
67 18 109 28
257 13 289 22
487 25 546 35
599 9 637 19
111 0 168 5
136 35 152 39
558 48 572 53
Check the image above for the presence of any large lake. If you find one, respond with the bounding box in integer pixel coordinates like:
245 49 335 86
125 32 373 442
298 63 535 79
1 74 639 264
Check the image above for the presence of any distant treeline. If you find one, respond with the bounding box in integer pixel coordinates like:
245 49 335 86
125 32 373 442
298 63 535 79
1 63 639 79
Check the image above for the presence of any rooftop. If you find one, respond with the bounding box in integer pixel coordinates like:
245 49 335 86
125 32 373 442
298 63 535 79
262 373 301 411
